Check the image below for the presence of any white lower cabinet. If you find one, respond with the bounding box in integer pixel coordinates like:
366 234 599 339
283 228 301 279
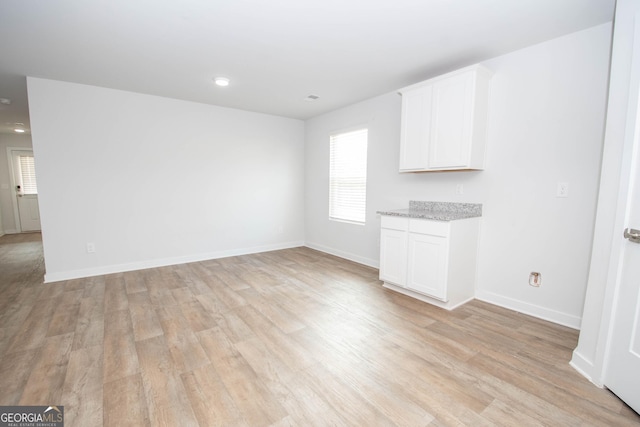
407 232 448 300
379 215 480 310
380 227 408 286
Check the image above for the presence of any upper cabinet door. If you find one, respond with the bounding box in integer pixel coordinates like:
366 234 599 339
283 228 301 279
398 64 492 172
399 85 432 171
429 72 474 169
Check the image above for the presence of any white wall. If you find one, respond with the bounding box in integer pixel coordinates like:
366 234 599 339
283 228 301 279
28 78 305 282
475 23 611 327
571 0 640 386
305 93 402 266
0 133 33 234
305 23 611 328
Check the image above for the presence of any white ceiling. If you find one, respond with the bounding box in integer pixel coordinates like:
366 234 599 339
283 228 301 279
0 0 615 134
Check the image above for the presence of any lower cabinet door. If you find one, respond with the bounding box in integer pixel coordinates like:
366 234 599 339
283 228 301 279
380 228 408 286
407 233 448 300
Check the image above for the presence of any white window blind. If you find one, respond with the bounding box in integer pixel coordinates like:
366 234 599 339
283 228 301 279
329 128 368 224
19 155 38 194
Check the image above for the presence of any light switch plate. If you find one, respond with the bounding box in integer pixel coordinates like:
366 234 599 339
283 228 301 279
557 182 569 198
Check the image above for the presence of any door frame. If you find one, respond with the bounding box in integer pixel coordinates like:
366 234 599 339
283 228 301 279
6 146 35 233
570 4 640 402
572 7 640 392
601 13 640 397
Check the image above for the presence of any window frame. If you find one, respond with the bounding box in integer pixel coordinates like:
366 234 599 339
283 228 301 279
328 127 369 225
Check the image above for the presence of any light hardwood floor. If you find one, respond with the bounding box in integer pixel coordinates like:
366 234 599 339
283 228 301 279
0 233 638 426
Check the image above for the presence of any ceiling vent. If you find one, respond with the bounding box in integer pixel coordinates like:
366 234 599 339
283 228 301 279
304 94 320 102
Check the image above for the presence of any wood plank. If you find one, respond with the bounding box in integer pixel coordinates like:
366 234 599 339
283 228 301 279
197 327 288 426
72 296 105 350
181 365 249 427
103 274 128 312
19 333 74 405
300 362 397 426
201 277 248 311
124 270 147 294
235 336 350 427
0 348 40 405
241 289 306 334
103 309 140 382
211 308 256 343
46 290 83 337
135 335 199 426
468 352 639 426
234 305 315 371
128 291 164 341
103 374 151 427
5 295 58 354
155 305 210 373
61 345 103 427
179 300 218 332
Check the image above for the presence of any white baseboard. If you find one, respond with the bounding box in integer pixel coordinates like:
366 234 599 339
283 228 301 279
44 240 305 283
475 289 582 329
383 282 474 311
304 241 379 269
569 350 603 387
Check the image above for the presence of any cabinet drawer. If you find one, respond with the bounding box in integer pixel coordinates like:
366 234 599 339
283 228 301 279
381 216 409 231
409 219 450 237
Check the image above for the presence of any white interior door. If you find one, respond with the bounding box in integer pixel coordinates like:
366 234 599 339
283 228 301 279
606 129 640 414
10 149 41 232
604 19 640 413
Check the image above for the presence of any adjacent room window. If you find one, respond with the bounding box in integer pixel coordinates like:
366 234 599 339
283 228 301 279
329 128 368 224
18 155 38 194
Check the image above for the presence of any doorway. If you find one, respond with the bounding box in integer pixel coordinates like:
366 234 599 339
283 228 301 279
7 148 41 232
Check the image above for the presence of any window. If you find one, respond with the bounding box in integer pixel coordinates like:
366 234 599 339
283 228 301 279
18 155 38 194
329 128 368 224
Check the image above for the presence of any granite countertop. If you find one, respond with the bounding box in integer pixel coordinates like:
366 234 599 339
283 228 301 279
377 201 482 221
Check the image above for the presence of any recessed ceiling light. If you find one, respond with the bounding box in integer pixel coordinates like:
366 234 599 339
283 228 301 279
14 128 25 133
0 98 11 105
214 77 230 87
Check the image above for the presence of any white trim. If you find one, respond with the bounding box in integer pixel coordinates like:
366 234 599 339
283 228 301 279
475 289 582 329
383 282 474 311
304 241 379 269
570 349 604 387
576 10 640 390
44 240 305 283
6 147 29 233
598 12 640 393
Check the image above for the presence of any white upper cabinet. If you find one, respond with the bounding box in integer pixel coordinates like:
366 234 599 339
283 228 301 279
399 64 493 172
399 85 433 170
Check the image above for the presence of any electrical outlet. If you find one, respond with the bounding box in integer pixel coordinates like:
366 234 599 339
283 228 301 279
529 272 541 287
86 243 96 254
456 184 464 195
557 182 569 198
